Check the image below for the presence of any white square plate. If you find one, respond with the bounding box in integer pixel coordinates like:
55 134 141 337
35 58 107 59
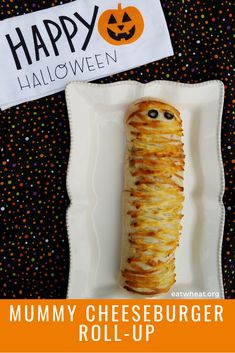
65 80 225 299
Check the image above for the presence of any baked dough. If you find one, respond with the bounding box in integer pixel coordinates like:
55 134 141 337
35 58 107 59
120 98 185 295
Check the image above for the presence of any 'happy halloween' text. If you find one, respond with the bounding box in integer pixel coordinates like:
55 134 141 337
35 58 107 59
17 51 118 90
6 6 99 70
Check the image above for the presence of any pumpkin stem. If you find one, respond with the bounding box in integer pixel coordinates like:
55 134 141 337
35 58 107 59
118 3 122 10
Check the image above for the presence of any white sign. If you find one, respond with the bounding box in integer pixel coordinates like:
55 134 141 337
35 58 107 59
0 0 173 110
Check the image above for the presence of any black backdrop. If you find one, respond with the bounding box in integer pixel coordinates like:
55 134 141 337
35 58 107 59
0 0 234 298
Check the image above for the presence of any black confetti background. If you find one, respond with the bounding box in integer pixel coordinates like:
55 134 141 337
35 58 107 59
0 0 234 299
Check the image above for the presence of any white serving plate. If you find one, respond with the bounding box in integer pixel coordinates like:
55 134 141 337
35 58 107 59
65 80 225 299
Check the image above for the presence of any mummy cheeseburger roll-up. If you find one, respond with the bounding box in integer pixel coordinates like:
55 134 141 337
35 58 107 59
120 99 185 295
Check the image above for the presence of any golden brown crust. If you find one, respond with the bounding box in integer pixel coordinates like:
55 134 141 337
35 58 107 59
120 98 185 296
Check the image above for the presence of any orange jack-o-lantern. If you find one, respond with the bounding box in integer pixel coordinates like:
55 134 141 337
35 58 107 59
98 3 144 45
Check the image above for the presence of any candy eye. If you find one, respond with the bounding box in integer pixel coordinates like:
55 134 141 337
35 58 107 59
164 112 174 120
148 109 158 119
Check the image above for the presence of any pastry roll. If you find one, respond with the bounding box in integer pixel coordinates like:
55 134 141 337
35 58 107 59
120 99 185 295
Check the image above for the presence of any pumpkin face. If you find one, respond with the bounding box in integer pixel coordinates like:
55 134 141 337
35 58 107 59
98 4 144 45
